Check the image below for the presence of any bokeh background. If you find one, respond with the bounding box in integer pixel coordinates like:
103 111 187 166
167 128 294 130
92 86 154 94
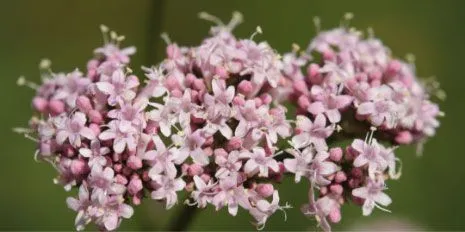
1 0 464 230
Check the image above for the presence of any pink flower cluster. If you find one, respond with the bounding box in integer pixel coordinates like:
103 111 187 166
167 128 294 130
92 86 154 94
18 14 443 231
281 25 444 230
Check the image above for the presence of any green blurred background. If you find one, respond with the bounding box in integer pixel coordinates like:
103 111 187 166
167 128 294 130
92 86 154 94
1 0 464 230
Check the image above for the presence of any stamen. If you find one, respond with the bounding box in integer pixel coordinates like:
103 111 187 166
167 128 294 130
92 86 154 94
367 27 375 38
39 58 52 70
99 24 109 44
227 11 243 30
17 76 38 89
313 16 321 33
160 32 172 45
340 12 354 28
292 43 300 53
198 12 225 26
250 26 263 40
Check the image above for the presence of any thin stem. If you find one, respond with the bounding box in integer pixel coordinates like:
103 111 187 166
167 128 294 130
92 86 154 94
166 205 198 231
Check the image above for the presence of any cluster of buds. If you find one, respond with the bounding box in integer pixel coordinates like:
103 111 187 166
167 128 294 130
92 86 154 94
16 13 443 231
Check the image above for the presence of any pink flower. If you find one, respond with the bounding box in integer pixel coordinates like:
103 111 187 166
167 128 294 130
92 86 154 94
145 136 188 178
55 112 96 147
212 178 249 216
191 175 216 207
292 114 333 150
215 150 242 178
240 148 279 177
94 43 136 64
99 120 138 154
96 69 139 106
53 70 91 108
79 140 109 168
351 138 388 177
307 88 353 123
352 178 392 216
151 174 186 209
88 165 125 196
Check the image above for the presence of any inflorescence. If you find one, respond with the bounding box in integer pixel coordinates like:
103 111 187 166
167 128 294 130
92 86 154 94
16 13 443 231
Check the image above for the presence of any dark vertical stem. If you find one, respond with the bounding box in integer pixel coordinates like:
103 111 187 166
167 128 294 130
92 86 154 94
167 206 198 231
146 0 166 64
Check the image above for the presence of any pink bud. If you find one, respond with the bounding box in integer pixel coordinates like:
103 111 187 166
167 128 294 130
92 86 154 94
227 137 243 151
128 178 143 195
89 123 101 136
322 49 335 60
256 183 274 198
334 171 347 183
307 64 322 84
165 76 178 90
254 98 263 107
329 184 343 195
63 145 76 158
32 97 48 112
348 178 361 189
203 147 213 157
132 195 142 205
88 110 103 124
232 96 245 106
329 147 343 162
49 100 65 115
185 73 197 85
171 89 183 98
214 148 228 157
238 80 253 95
142 170 150 182
387 60 402 74
115 174 128 185
260 94 272 105
200 174 211 183
215 66 229 79
297 95 311 109
293 80 308 94
188 164 204 176
351 168 363 178
328 208 341 223
70 159 87 175
76 96 93 113
395 131 413 144
127 155 142 170
193 79 206 91
113 163 123 173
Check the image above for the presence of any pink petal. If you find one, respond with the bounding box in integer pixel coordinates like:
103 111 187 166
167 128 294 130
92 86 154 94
307 101 325 115
296 116 313 131
99 131 116 140
96 82 115 95
326 109 341 123
104 213 118 231
80 127 96 140
357 102 375 115
374 192 392 206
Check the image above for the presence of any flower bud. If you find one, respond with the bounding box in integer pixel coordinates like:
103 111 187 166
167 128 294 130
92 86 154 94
238 80 253 95
49 100 65 115
127 155 142 170
329 147 343 162
88 110 103 124
76 96 93 113
128 178 143 195
256 183 274 198
32 97 48 112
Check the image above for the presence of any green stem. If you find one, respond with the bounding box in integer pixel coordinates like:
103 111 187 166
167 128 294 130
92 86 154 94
166 206 198 231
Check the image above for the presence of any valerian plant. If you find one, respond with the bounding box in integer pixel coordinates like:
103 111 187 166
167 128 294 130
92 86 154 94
15 12 443 231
